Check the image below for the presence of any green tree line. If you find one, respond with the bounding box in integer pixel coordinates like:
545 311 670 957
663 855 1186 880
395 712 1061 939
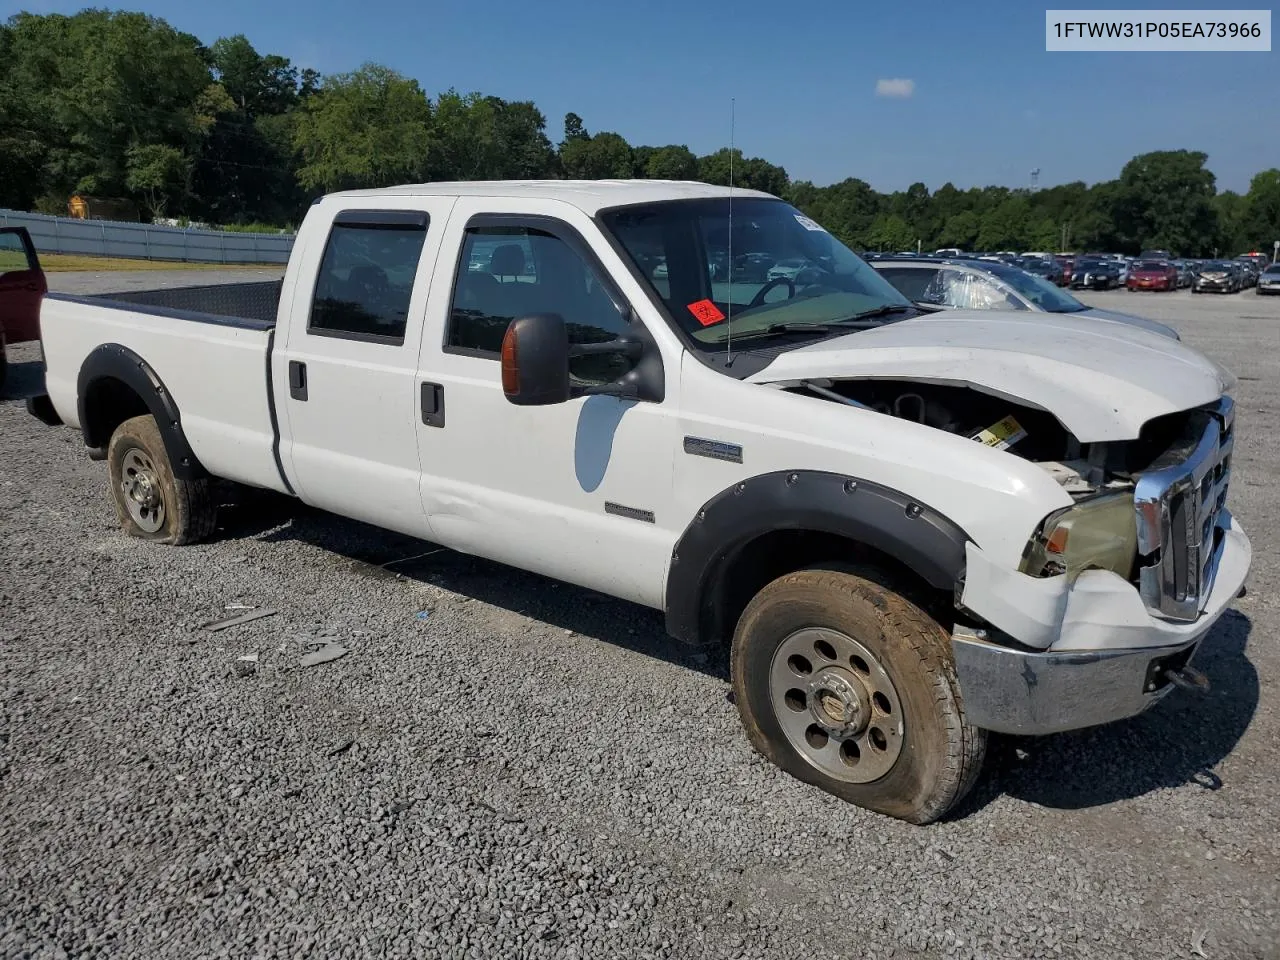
1 9 1276 255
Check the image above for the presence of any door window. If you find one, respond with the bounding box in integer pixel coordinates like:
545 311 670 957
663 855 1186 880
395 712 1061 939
308 217 429 343
0 230 36 274
447 223 634 384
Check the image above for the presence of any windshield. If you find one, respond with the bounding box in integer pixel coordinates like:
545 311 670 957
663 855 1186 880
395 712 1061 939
1135 261 1167 270
598 198 912 346
1265 264 1280 274
981 261 1088 312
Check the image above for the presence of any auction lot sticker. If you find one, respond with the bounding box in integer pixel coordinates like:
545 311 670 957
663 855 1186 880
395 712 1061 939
1045 9 1271 51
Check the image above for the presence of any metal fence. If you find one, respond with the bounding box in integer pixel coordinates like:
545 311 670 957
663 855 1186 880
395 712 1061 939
0 209 296 265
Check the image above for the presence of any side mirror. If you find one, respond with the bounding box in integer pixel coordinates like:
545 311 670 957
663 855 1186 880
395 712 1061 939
501 313 571 406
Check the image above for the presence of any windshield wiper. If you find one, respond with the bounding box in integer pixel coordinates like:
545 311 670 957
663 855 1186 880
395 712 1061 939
763 323 836 335
844 303 918 322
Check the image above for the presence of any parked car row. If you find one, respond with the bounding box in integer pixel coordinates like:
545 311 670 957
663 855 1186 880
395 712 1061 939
865 255 1180 339
865 248 1275 295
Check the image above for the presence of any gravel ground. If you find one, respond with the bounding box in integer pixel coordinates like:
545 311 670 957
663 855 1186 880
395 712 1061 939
2 279 1278 959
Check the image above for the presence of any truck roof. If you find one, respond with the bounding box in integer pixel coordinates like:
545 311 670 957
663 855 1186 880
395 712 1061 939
322 179 778 215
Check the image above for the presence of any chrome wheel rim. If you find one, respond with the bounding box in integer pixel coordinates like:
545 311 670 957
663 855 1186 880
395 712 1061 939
120 448 165 533
769 628 905 783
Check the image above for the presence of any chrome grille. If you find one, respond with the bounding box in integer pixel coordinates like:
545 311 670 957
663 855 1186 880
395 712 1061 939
1133 397 1233 621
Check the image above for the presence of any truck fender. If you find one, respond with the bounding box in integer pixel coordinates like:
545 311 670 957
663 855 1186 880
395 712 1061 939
664 469 971 645
76 343 207 480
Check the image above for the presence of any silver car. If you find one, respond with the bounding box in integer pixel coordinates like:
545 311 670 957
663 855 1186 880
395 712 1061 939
871 257 1180 339
1258 262 1280 295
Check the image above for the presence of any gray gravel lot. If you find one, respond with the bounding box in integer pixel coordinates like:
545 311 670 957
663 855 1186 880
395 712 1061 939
2 279 1278 959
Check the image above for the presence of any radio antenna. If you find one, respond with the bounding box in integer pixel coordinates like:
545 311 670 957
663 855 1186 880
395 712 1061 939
725 97 735 365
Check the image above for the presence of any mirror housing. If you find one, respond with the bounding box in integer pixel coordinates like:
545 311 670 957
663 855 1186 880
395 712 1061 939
500 311 665 406
501 313 572 406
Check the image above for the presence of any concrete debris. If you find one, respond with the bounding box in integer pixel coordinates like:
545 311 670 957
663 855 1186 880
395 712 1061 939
299 643 349 668
203 608 278 632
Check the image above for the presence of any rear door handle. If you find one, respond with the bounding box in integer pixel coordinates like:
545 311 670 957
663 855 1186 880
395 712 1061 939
420 381 445 428
288 360 308 401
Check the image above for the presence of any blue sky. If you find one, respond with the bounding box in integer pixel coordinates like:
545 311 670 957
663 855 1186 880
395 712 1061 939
6 0 1276 193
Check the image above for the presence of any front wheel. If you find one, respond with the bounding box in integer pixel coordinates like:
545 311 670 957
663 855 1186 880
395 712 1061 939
731 567 986 824
107 414 217 544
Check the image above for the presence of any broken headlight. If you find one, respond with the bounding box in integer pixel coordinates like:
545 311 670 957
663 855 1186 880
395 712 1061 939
1020 492 1138 581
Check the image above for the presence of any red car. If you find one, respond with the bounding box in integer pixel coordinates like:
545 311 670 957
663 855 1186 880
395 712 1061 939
0 226 47 392
1126 259 1177 292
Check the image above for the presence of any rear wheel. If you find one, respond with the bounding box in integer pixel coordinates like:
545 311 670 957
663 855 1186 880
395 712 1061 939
731 567 986 824
107 414 216 544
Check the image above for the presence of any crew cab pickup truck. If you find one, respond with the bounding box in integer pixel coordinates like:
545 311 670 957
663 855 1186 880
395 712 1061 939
0 225 48 392
27 181 1251 824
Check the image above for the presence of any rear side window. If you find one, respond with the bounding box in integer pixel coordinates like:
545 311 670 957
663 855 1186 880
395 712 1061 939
308 212 429 343
875 266 940 302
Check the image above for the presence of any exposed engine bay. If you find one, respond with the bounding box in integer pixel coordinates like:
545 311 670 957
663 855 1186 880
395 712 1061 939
789 378 1194 497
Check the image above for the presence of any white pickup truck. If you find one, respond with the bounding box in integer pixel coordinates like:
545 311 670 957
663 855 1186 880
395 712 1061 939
28 181 1251 824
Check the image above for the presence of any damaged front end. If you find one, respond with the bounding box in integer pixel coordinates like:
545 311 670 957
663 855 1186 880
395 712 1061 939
776 376 1249 736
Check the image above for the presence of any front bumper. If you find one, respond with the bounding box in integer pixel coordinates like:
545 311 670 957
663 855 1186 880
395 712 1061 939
953 514 1250 735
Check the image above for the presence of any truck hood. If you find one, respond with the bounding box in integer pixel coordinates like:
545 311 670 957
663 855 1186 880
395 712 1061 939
746 309 1234 442
1072 306 1179 340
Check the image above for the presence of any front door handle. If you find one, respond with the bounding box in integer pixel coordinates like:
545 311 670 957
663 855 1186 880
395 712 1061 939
421 381 445 428
288 360 308 401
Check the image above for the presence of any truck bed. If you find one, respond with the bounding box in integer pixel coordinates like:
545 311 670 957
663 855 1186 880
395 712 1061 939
39 280 290 494
77 279 283 327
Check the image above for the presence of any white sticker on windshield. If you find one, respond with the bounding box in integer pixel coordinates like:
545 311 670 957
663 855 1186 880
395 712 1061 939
794 214 826 232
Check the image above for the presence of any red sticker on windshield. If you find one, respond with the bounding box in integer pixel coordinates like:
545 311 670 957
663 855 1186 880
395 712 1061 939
687 299 725 326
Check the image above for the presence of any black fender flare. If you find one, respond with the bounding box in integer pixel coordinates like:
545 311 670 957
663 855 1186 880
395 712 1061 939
664 469 971 644
76 343 207 480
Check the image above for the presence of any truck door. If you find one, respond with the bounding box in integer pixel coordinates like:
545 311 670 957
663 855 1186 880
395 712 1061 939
273 201 455 539
0 227 47 344
412 200 680 609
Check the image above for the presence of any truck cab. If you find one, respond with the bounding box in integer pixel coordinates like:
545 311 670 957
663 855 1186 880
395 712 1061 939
28 181 1252 824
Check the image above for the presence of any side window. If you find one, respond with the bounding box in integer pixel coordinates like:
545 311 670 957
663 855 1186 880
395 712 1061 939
309 216 429 342
877 267 941 303
0 230 35 274
931 271 1025 311
447 223 633 384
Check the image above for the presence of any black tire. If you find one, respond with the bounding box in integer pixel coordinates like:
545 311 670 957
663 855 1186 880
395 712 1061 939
731 566 986 824
107 414 216 545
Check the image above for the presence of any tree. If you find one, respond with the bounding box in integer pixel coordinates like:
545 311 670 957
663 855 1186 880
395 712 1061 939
697 148 789 195
939 212 979 249
1113 150 1219 256
125 143 191 218
293 64 432 193
644 145 698 180
562 112 587 145
2 10 216 205
211 35 298 115
866 214 915 251
1238 169 1280 254
559 131 634 179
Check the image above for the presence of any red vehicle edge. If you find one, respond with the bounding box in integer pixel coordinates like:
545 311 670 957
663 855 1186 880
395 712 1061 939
0 226 47 391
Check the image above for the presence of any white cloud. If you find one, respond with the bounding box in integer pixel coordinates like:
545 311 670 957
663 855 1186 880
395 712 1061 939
875 78 915 99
